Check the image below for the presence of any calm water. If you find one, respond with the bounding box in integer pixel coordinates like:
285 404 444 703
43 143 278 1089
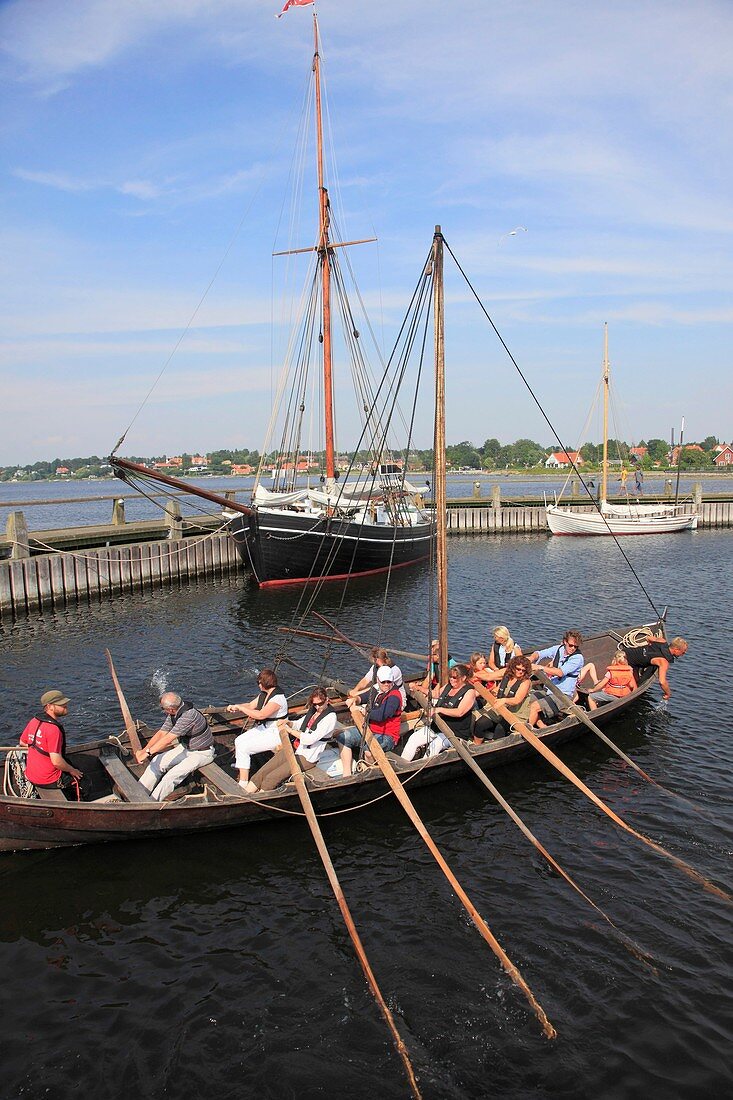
1 531 731 1099
0 472 729 533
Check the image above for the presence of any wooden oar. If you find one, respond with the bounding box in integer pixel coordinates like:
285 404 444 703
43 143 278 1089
105 649 143 755
485 692 731 904
410 688 633 941
279 624 429 664
533 668 705 814
310 612 429 664
277 726 423 1099
348 710 556 1039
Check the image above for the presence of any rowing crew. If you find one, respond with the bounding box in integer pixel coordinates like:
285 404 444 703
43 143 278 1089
15 629 687 802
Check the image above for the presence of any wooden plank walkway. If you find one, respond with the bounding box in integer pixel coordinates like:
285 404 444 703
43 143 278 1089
0 533 245 619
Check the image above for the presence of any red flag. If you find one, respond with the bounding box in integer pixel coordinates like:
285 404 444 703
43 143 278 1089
277 0 314 18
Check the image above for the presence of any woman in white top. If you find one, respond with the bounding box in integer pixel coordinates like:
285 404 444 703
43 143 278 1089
243 687 338 793
227 669 288 787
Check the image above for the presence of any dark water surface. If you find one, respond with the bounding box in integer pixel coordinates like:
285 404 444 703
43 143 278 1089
1 531 731 1099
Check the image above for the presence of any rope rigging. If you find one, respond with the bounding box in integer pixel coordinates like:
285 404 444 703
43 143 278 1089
442 236 664 622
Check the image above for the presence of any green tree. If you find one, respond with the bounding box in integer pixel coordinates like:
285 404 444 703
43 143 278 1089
646 438 669 463
678 448 711 469
480 438 502 460
701 435 719 452
446 441 481 468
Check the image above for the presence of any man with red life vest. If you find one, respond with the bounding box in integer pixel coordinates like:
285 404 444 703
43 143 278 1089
19 690 84 796
336 665 403 776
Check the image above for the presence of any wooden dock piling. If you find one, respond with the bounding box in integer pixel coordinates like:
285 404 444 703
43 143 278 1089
1 487 732 617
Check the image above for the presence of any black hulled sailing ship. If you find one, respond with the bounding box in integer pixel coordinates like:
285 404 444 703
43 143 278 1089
112 11 435 587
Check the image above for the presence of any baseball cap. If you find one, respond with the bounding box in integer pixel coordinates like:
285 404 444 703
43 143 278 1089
376 666 393 682
41 690 70 707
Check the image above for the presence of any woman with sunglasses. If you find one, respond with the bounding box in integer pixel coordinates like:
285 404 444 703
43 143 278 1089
226 669 288 788
401 663 476 761
475 655 534 741
242 686 337 793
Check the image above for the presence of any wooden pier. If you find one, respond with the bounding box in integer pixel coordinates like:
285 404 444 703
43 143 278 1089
1 486 732 618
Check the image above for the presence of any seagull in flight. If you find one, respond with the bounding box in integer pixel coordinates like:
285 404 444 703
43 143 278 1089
498 226 528 246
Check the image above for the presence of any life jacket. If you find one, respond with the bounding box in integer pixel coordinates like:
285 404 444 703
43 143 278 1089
251 688 287 727
492 641 511 668
293 703 335 749
553 646 583 679
497 674 522 700
22 714 65 787
603 663 636 698
168 701 212 751
369 687 403 741
435 682 473 739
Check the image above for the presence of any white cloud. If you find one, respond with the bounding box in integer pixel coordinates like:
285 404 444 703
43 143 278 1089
14 168 97 192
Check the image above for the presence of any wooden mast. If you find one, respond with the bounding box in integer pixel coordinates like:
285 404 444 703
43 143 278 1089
312 13 336 485
601 322 609 506
433 226 449 685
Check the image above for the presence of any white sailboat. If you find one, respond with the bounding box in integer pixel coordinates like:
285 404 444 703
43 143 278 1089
545 325 698 535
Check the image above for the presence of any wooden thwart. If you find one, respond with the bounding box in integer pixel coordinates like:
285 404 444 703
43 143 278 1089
99 748 154 803
198 760 245 799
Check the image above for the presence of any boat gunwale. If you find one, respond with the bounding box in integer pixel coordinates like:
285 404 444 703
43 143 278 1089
0 630 660 850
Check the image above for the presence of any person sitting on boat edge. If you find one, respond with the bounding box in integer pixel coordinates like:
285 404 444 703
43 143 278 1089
348 648 407 708
242 687 338 794
622 633 687 701
527 630 584 727
19 689 86 798
580 650 637 710
401 664 476 761
474 656 534 741
337 666 403 776
487 626 523 684
227 669 289 788
417 638 457 694
136 693 214 801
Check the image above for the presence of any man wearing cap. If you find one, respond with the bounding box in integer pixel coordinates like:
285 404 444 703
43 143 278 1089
19 690 84 794
335 665 404 776
134 692 215 801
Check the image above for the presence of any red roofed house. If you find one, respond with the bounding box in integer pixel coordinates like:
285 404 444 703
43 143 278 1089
545 450 583 469
669 444 704 464
713 444 733 467
630 446 647 461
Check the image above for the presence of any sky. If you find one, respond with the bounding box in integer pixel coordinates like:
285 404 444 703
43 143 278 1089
1 0 732 465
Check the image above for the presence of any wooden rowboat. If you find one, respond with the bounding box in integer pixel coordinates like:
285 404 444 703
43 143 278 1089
0 626 658 853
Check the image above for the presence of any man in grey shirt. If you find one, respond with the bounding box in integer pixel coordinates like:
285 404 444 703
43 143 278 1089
136 692 214 801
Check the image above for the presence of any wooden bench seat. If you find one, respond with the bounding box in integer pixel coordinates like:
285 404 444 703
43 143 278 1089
99 747 155 803
36 786 68 803
198 760 244 798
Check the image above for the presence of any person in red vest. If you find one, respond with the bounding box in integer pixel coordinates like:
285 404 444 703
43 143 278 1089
19 690 84 794
337 666 403 776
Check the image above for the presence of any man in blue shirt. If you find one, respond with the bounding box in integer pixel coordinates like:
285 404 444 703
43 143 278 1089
527 630 584 726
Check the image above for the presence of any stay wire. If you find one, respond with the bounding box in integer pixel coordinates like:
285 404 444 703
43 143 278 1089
442 236 663 621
